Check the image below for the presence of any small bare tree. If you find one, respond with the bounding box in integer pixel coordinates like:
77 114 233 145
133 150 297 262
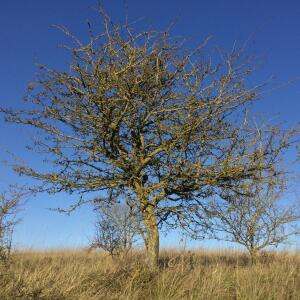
0 186 23 260
90 201 139 256
211 136 300 261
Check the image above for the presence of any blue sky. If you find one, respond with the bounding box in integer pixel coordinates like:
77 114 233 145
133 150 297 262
0 0 300 250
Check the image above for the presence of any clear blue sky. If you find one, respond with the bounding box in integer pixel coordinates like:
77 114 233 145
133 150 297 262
0 0 300 250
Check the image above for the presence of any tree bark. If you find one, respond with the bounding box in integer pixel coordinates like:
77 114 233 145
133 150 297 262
134 180 160 268
249 247 258 264
143 205 159 269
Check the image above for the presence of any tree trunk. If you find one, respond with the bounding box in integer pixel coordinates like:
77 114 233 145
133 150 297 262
143 205 159 269
134 180 160 268
249 247 258 264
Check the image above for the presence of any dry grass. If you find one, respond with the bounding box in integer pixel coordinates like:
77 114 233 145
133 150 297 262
0 249 300 299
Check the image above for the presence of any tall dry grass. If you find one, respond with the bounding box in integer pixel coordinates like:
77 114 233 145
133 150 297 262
0 249 299 299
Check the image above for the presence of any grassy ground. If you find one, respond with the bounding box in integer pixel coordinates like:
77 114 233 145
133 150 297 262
0 249 300 299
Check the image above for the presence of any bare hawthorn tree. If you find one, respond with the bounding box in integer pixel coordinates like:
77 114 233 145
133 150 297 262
0 186 23 260
90 201 139 256
211 128 300 261
1 11 297 267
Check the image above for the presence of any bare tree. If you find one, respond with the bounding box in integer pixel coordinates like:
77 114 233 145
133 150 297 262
211 131 300 261
90 201 139 256
1 11 297 267
0 186 23 260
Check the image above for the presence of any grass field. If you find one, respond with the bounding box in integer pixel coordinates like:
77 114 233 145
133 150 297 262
1 249 300 299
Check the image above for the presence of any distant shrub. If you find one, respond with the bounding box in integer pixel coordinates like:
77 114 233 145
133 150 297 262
0 186 23 261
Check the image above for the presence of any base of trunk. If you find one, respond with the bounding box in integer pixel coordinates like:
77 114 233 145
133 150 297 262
143 208 159 269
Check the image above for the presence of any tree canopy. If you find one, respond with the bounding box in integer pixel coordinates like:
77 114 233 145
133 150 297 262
1 13 298 267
